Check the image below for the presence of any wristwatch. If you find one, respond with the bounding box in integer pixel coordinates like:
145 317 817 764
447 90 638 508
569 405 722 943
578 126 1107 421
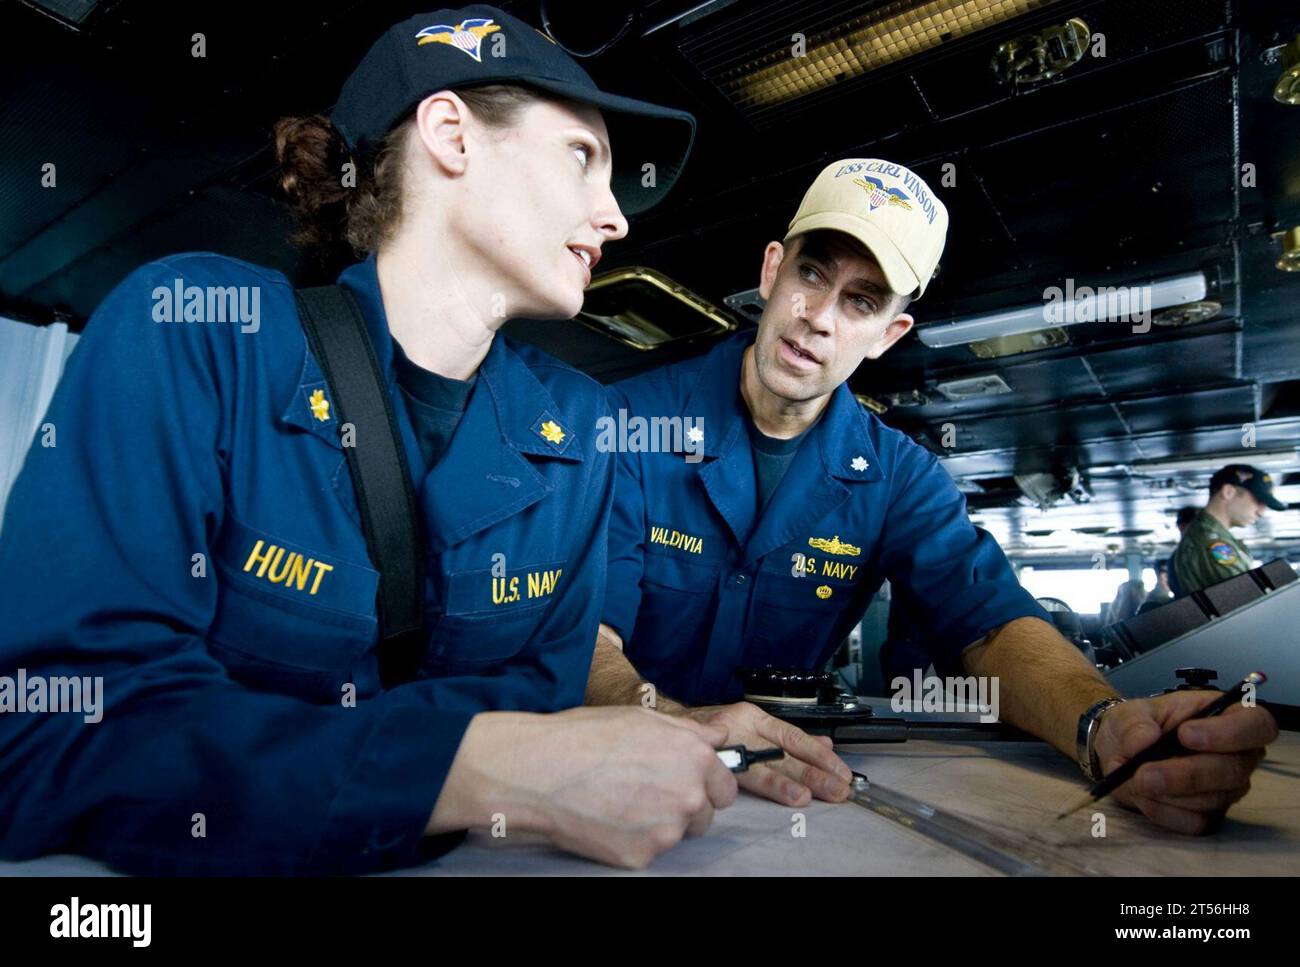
1076 696 1126 782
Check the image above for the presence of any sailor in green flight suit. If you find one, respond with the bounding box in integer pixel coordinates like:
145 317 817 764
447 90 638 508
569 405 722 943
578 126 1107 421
1173 464 1287 594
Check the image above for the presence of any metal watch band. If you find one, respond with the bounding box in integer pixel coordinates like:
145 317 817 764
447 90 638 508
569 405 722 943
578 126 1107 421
1076 696 1126 782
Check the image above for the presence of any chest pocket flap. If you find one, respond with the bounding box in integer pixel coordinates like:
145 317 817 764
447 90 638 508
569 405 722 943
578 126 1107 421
442 560 568 616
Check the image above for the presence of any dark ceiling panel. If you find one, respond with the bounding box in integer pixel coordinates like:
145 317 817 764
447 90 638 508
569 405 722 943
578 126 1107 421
0 61 153 258
872 355 1100 422
1085 328 1241 394
920 399 1129 452
1116 384 1257 434
912 0 1231 118
20 186 304 320
972 73 1236 272
1241 233 1300 381
868 312 1242 425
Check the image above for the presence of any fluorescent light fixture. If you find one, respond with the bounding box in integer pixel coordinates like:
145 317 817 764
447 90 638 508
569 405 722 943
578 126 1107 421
917 272 1207 348
728 0 1060 109
1126 450 1300 475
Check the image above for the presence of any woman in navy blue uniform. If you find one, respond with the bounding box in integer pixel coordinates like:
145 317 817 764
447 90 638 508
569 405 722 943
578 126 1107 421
0 6 735 874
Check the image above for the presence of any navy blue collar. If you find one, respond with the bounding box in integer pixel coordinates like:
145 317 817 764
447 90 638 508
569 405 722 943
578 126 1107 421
280 255 581 462
681 331 882 483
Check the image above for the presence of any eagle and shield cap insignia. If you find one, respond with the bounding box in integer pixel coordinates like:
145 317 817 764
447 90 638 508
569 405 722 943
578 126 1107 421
415 17 501 62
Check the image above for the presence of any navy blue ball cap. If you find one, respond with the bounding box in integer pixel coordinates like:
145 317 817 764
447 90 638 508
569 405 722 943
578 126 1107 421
331 4 695 215
1210 464 1287 511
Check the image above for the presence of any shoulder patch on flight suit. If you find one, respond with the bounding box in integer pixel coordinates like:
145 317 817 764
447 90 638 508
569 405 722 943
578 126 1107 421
1208 541 1238 565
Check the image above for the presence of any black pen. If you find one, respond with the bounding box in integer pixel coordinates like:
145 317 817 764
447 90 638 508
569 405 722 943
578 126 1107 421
1057 671 1267 819
716 745 785 772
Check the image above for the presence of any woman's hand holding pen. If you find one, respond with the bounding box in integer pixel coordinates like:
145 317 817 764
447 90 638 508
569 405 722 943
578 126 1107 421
428 707 738 868
686 701 853 807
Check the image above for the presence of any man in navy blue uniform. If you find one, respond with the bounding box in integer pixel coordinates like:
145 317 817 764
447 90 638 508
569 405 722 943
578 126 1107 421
589 159 1278 833
0 6 736 874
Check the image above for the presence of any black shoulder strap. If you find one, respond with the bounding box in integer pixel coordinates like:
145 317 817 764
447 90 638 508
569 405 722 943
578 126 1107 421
294 284 425 688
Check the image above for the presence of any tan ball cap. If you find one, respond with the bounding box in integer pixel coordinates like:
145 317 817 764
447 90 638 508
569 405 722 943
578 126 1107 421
784 159 950 299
